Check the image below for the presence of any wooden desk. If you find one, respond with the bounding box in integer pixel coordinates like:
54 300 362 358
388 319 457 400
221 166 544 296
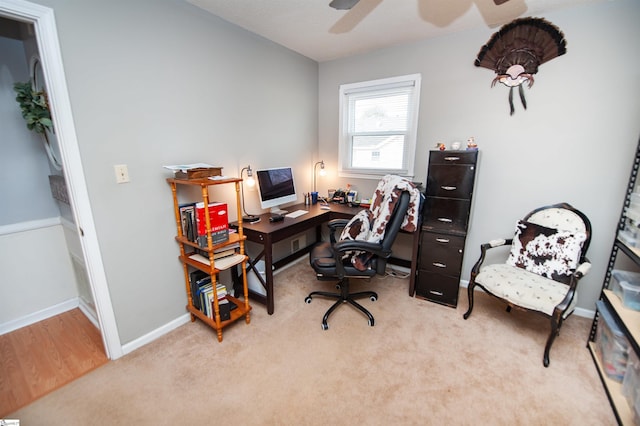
231 202 418 314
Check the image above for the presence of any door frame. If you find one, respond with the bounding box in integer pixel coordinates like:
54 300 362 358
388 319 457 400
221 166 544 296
1 0 122 359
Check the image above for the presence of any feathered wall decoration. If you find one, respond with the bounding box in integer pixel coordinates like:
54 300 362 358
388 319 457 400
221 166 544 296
475 17 567 115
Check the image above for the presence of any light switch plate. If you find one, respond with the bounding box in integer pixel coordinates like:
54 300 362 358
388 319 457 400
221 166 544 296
114 164 130 183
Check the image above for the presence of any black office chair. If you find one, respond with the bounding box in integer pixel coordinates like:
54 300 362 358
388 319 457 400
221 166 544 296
305 181 416 330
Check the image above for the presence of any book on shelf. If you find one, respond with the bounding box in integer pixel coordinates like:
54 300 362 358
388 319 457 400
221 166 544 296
195 201 229 247
214 241 240 253
201 282 228 318
189 270 209 310
213 249 236 259
179 203 197 242
191 242 239 260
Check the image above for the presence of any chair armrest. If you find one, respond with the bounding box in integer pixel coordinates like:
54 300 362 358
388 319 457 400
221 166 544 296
327 219 350 243
328 219 350 229
553 258 591 316
575 260 591 278
469 238 513 277
488 238 508 247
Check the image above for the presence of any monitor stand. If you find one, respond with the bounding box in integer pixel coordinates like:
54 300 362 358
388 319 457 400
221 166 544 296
270 207 288 215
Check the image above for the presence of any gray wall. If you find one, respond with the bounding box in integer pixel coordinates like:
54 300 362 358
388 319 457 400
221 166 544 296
319 0 640 311
15 0 640 347
0 36 59 225
32 0 319 344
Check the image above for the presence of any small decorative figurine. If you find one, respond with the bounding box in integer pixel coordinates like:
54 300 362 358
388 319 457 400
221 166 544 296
467 137 478 150
437 142 446 151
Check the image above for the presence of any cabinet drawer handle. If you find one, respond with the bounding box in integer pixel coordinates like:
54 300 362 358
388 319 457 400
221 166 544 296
437 217 453 223
429 290 444 296
432 262 447 268
441 186 457 191
444 156 460 162
435 238 450 243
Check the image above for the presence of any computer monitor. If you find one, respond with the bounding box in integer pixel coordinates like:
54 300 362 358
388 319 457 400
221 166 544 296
255 167 298 215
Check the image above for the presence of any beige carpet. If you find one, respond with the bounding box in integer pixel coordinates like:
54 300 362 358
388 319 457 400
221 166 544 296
9 260 614 425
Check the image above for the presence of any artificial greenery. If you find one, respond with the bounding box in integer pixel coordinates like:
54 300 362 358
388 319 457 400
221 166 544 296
13 81 53 134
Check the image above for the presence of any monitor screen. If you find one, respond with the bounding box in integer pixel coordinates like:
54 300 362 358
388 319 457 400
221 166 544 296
255 167 298 213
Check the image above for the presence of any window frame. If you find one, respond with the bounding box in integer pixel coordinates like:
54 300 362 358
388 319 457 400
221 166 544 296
337 73 422 180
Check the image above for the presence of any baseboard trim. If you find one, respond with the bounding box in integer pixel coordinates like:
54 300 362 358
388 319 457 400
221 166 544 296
78 298 99 329
0 297 79 335
120 260 302 356
459 279 596 319
121 313 191 356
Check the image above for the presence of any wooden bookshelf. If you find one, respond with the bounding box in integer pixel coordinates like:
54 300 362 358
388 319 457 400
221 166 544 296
167 176 251 342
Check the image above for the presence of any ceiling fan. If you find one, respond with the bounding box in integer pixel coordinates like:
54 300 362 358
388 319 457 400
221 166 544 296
329 0 510 9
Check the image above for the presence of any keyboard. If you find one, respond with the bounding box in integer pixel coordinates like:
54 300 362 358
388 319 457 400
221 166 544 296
285 209 309 218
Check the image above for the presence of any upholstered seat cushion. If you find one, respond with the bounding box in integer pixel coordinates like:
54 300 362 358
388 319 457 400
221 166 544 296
475 263 578 316
309 241 377 277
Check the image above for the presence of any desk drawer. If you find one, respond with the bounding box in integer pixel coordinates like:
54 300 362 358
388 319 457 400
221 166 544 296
419 233 464 275
415 270 460 307
426 164 475 199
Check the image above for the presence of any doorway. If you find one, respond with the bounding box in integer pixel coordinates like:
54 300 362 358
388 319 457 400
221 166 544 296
0 0 121 360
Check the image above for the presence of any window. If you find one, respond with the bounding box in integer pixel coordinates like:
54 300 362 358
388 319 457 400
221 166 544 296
338 74 421 179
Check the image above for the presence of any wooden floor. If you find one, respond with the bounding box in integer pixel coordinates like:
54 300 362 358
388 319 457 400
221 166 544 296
0 308 108 417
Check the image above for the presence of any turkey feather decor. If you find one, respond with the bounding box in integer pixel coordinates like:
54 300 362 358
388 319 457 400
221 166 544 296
475 17 567 115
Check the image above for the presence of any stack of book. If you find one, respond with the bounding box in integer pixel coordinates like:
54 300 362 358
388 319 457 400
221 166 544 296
163 163 223 180
178 201 230 247
188 242 244 271
189 270 236 321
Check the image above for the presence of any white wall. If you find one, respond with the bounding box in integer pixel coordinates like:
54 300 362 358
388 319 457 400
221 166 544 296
0 221 78 325
32 0 319 344
319 0 640 311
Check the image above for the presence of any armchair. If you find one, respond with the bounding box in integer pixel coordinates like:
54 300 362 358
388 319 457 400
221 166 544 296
463 202 592 367
305 175 421 330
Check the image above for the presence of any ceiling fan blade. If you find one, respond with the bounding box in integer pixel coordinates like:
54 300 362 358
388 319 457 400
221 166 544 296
493 0 511 4
329 0 361 10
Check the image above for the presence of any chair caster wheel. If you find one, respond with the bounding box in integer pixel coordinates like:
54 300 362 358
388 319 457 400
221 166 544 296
305 296 312 304
335 284 341 290
370 295 377 302
322 323 329 330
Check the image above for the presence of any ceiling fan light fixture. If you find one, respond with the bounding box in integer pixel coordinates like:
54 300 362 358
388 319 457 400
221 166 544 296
329 0 361 10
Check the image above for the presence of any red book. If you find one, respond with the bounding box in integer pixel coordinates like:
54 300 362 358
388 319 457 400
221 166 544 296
195 202 229 246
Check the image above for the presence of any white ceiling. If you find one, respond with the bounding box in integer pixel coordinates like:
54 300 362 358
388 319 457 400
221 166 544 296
185 0 603 62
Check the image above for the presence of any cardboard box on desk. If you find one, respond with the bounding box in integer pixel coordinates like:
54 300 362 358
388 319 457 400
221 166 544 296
195 201 229 247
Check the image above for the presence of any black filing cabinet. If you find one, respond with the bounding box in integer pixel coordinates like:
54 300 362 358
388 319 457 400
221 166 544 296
415 150 478 307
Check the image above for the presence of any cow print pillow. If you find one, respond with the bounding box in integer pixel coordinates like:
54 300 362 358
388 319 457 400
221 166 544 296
506 220 587 284
339 209 375 271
